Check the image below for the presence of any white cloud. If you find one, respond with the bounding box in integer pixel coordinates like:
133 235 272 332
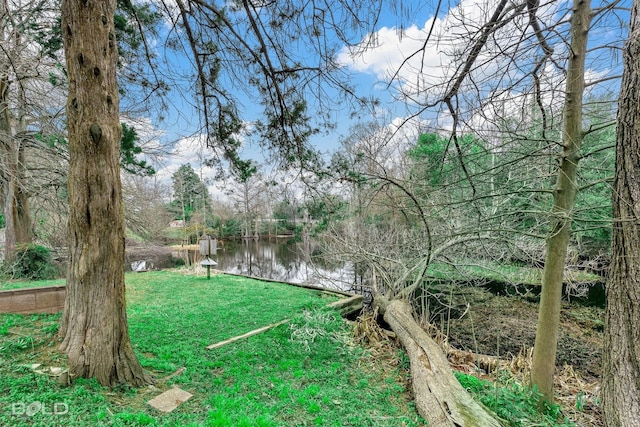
337 0 502 89
338 22 441 81
157 134 214 174
336 0 577 114
337 0 622 152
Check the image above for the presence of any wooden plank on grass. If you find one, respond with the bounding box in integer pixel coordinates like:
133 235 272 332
206 318 291 349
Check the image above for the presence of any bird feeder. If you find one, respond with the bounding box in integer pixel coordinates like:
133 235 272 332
199 235 217 279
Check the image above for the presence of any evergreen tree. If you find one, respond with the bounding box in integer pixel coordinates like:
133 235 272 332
170 164 210 222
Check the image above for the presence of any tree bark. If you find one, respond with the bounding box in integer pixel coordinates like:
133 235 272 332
59 0 152 386
602 1 640 423
530 0 591 404
376 297 503 427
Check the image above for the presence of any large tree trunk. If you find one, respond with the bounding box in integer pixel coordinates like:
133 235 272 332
530 0 591 404
59 0 152 386
601 1 640 423
376 297 502 427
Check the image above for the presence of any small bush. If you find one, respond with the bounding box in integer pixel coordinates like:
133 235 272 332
9 244 57 280
455 371 574 426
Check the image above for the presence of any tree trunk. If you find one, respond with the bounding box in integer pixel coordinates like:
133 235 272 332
0 54 32 262
59 0 152 386
602 1 640 423
530 0 591 404
376 297 503 427
2 140 32 262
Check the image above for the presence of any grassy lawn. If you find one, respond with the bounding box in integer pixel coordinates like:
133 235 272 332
0 278 66 291
0 271 423 426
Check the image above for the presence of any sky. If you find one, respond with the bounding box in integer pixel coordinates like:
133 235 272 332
133 0 628 204
139 0 447 200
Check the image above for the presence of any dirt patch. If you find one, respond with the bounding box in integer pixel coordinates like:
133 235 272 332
425 286 603 381
417 285 604 426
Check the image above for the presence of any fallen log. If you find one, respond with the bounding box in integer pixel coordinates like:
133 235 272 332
206 319 291 349
376 297 503 427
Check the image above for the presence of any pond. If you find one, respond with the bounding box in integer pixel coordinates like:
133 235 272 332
127 238 365 295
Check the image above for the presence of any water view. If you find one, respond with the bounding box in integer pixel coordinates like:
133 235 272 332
128 238 363 295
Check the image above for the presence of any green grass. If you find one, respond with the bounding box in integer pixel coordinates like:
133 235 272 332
426 260 601 286
455 371 575 427
0 278 66 291
0 271 423 426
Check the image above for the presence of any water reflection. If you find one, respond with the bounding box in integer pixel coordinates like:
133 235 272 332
217 238 356 293
127 238 367 297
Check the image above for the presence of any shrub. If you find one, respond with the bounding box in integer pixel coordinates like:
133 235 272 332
9 244 57 280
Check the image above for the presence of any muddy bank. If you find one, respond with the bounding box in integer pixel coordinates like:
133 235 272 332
425 285 603 380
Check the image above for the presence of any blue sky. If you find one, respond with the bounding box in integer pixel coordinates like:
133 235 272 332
134 0 628 201
143 1 443 174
